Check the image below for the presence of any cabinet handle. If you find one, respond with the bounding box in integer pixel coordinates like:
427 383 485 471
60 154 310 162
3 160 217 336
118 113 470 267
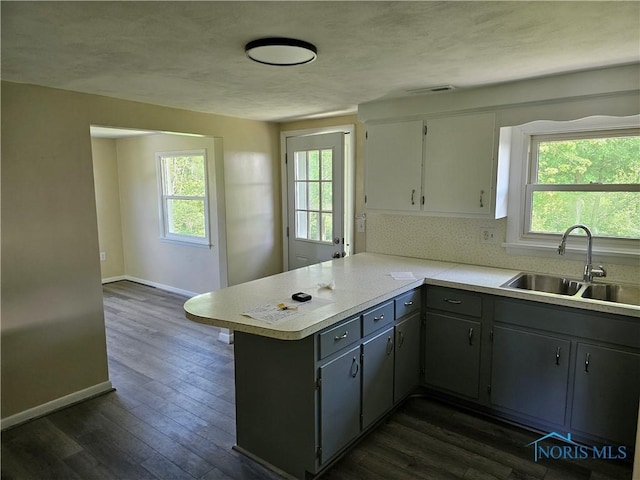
350 356 359 377
404 301 413 307
444 298 461 305
468 328 474 346
411 189 416 205
398 330 405 348
334 331 348 341
584 353 591 373
480 189 485 208
386 336 394 356
555 347 561 365
374 314 384 321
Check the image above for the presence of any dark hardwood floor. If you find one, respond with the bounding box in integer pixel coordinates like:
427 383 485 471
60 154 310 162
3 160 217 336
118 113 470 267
1 280 633 479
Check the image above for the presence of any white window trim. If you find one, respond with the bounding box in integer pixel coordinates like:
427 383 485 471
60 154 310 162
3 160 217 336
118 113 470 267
156 149 211 247
503 115 640 264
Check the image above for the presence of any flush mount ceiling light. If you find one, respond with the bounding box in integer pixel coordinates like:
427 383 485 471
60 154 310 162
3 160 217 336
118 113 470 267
245 37 317 66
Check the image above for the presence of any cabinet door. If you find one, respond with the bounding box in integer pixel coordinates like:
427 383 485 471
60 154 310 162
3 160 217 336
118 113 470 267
365 120 423 211
423 112 495 215
491 326 570 426
424 313 481 399
319 345 361 464
394 312 421 402
571 343 640 446
362 327 395 430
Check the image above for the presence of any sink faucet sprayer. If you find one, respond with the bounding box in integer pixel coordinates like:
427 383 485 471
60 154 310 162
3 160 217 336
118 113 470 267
557 224 606 283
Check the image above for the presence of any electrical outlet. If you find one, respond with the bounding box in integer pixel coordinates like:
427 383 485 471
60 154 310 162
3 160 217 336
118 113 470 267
480 228 498 244
100 252 107 261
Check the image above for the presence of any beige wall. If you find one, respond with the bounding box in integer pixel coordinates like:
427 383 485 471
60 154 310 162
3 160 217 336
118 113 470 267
1 81 280 420
115 133 226 294
279 115 367 254
91 137 125 279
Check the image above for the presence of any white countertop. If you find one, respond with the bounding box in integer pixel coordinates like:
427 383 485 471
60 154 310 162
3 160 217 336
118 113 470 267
184 253 640 340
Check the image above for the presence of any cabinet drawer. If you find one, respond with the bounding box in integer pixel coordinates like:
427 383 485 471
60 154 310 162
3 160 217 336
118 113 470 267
395 289 422 319
426 286 481 317
363 301 394 336
319 316 361 360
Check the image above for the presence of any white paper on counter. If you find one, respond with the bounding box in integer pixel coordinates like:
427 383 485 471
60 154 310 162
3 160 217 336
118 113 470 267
242 297 333 324
390 272 417 280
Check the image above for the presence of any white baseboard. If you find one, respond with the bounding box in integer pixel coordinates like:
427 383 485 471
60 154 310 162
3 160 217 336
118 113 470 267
102 275 198 298
102 275 127 284
1 381 114 430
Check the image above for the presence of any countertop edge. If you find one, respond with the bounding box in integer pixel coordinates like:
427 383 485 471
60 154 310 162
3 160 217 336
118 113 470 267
184 254 640 340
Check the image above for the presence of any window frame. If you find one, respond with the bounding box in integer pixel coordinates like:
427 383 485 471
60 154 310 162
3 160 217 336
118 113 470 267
156 149 211 247
504 115 640 263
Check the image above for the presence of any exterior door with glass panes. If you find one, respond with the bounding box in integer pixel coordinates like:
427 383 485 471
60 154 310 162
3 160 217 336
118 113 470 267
286 132 345 270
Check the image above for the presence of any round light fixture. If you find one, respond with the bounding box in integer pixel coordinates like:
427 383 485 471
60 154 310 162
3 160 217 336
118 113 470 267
245 37 317 66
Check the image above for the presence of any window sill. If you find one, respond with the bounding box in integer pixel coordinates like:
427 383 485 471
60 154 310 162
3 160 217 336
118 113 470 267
160 237 212 248
503 242 639 265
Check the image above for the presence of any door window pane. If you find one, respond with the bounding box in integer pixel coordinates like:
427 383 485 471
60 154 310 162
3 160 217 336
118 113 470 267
308 211 320 241
309 182 320 210
321 182 332 211
295 182 308 210
322 213 333 242
321 150 332 180
296 211 308 238
295 152 307 181
308 150 320 181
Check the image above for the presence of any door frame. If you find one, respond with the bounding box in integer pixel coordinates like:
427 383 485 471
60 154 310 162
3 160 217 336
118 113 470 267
280 125 355 271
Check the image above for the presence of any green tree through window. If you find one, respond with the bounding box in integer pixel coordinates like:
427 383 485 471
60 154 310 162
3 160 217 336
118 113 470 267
528 132 640 238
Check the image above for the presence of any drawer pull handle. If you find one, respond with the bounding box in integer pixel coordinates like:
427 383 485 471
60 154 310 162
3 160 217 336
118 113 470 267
374 314 384 321
468 328 474 346
556 347 561 365
334 331 349 341
584 353 591 373
404 301 413 306
386 336 394 355
398 331 405 348
350 357 359 377
444 298 461 305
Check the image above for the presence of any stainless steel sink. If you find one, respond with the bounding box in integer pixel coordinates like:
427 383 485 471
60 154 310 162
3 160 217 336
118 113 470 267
581 284 640 306
503 273 583 296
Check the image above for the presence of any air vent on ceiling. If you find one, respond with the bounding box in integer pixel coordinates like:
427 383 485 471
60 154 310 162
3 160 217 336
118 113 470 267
406 85 456 95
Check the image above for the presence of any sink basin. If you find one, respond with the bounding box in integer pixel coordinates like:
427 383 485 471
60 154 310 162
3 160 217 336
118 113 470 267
503 273 583 296
581 284 640 306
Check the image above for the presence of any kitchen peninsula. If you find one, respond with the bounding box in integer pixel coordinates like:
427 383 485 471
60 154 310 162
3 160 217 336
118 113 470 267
184 253 640 479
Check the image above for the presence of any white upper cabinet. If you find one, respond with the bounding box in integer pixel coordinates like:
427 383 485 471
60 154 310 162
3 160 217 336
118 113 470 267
364 120 424 212
423 112 495 215
365 112 505 218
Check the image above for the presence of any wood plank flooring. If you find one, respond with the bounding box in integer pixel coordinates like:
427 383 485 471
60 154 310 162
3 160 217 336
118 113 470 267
1 280 633 480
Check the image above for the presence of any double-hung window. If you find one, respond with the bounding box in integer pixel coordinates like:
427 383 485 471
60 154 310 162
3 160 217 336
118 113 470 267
505 116 640 261
527 130 640 238
157 150 210 246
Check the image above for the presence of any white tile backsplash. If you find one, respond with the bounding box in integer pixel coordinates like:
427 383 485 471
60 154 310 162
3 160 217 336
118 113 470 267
365 213 640 284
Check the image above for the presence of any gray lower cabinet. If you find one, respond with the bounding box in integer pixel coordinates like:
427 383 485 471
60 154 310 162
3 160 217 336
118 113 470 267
361 327 395 429
571 343 640 446
491 326 571 426
394 312 421 402
319 344 361 463
234 288 424 479
425 312 482 399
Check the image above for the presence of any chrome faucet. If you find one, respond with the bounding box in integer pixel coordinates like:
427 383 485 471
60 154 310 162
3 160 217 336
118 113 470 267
557 224 606 282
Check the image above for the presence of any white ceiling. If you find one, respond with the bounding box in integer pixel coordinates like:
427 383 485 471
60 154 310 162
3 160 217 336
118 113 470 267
2 1 639 122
